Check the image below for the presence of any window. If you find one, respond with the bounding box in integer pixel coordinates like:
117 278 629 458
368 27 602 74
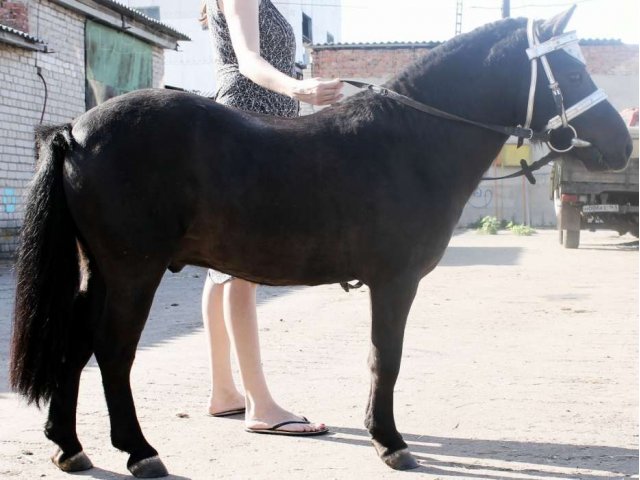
136 6 161 20
302 13 312 44
326 32 334 44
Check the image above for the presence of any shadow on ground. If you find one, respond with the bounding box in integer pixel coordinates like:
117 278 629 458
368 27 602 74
321 427 638 480
137 266 308 351
438 247 523 267
577 240 639 252
73 467 191 480
0 265 308 395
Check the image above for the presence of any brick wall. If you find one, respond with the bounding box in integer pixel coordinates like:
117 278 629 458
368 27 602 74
312 44 638 80
0 44 39 255
312 46 432 80
0 1 28 31
0 1 85 257
583 45 639 76
0 1 169 257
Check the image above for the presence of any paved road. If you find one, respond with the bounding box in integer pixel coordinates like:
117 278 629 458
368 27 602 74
0 229 637 480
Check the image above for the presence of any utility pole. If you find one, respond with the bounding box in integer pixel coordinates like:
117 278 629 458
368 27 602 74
502 0 510 18
455 0 463 35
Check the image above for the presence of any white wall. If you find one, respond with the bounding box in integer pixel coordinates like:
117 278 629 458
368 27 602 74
123 0 342 93
592 75 639 111
274 0 342 64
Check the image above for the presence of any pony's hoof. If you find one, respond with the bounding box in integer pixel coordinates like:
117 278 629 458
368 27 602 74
381 448 419 470
128 455 169 478
51 449 93 472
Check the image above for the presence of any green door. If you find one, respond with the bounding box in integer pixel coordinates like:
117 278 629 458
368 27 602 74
85 20 153 109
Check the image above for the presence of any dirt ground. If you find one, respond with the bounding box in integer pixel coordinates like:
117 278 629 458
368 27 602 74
0 229 637 480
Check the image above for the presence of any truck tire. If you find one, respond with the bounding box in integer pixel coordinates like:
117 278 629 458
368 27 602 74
564 229 580 249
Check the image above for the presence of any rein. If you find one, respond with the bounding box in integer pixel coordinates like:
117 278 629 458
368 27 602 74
340 18 608 185
341 79 547 144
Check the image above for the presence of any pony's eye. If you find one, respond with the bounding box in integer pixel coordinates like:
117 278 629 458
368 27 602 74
568 72 582 83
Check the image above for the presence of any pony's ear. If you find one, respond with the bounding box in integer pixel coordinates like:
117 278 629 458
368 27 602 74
538 5 576 39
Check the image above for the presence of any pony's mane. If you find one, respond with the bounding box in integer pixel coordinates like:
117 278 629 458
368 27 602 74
391 16 528 89
330 16 529 132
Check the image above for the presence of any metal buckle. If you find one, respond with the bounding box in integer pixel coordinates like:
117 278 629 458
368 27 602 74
516 125 534 140
369 85 388 96
546 124 578 153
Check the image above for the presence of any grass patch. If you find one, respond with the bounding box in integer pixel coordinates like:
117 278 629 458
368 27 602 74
474 217 537 236
506 222 536 236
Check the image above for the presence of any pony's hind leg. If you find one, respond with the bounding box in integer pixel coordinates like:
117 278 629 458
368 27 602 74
94 266 168 478
366 275 420 470
45 285 98 472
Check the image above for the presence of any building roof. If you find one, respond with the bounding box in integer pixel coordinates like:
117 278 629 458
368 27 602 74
579 38 624 45
48 0 190 49
0 23 47 51
312 38 626 50
312 41 442 50
92 0 190 41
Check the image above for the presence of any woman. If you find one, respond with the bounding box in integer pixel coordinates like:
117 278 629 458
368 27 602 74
200 0 343 435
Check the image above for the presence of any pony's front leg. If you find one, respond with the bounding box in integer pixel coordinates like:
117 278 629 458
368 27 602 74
366 275 420 470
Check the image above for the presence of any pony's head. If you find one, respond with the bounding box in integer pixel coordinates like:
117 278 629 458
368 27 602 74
525 7 633 171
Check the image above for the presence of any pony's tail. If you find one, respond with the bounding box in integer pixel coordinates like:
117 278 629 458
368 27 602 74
10 124 80 407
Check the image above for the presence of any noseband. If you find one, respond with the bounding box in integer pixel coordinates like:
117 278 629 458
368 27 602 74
342 18 608 183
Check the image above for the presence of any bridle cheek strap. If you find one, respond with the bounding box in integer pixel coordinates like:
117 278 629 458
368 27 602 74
522 18 538 132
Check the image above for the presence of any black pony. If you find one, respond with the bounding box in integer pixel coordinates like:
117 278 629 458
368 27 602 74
10 8 631 477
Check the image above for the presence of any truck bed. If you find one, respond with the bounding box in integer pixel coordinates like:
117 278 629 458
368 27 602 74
557 126 639 194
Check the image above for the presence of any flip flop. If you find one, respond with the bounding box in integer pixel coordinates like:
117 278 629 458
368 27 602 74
208 407 246 418
245 417 329 436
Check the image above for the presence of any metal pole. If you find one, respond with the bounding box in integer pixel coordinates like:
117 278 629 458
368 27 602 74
502 0 510 18
455 0 463 35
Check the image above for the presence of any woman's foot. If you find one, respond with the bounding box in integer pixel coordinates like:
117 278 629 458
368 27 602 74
208 389 245 417
245 404 327 434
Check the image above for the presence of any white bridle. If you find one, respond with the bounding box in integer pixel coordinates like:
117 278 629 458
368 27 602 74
522 18 608 152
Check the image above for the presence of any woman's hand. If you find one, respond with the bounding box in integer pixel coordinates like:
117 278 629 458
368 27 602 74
291 78 344 106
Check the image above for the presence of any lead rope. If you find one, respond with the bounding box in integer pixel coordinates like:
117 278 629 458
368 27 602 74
342 79 549 185
340 281 363 292
481 153 555 185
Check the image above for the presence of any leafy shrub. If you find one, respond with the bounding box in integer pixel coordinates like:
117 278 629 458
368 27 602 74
477 216 501 234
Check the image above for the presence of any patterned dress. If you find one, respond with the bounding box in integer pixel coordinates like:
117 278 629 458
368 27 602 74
206 0 299 283
207 0 299 116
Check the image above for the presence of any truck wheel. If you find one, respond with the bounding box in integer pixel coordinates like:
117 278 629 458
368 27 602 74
564 229 580 249
558 227 563 244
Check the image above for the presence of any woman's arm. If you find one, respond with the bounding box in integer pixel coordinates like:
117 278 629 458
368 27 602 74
221 0 343 106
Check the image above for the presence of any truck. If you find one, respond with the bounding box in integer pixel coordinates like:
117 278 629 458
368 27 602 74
551 125 639 249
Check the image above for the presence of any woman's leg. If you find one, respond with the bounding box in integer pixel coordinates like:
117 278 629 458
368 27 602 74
202 274 244 415
223 278 326 433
